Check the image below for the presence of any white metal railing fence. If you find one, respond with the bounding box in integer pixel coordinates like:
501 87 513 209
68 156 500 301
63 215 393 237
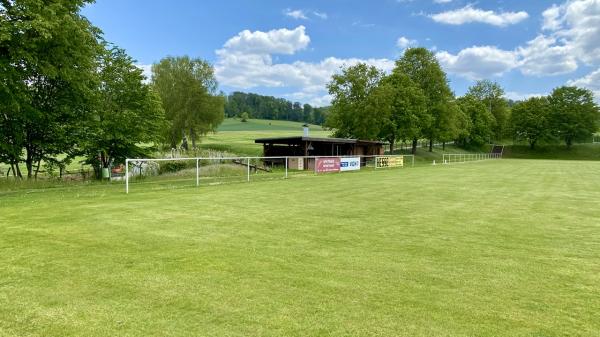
124 155 413 193
442 153 502 165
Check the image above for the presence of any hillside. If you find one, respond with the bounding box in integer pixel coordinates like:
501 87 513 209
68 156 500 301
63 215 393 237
217 118 325 132
201 118 331 156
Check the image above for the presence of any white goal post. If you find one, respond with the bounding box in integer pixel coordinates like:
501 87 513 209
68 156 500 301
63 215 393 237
124 154 414 194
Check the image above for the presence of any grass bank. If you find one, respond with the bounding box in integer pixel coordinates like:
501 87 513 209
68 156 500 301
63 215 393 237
1 159 599 336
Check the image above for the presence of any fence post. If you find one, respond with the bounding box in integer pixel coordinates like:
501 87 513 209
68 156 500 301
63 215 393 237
196 159 199 187
247 157 250 182
285 157 288 179
125 159 129 194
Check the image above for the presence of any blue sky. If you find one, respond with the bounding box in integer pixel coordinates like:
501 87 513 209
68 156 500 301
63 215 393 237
83 0 600 106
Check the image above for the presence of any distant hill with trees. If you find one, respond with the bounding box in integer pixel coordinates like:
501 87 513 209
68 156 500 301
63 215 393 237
224 92 329 125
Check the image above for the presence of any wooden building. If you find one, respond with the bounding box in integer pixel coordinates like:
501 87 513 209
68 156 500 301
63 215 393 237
255 136 384 168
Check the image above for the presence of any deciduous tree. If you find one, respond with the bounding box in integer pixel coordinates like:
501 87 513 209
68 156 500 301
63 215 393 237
457 95 494 147
0 0 101 179
325 63 385 140
510 97 551 149
549 86 599 148
373 71 428 154
152 56 224 149
82 46 166 178
395 48 454 152
467 80 509 140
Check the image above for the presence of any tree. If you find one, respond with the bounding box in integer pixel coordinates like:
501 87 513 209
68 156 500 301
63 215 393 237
467 80 509 140
240 111 249 122
549 86 599 148
302 104 313 123
510 97 551 149
311 107 329 125
396 48 454 151
373 71 428 154
0 0 102 179
223 91 327 125
82 46 166 178
457 95 494 147
152 56 224 149
437 101 469 150
325 63 385 140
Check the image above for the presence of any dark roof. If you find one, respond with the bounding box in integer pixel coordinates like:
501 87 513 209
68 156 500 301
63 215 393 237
254 136 384 145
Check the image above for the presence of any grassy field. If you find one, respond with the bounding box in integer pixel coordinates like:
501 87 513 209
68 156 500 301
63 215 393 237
217 118 326 132
504 144 600 161
1 159 600 336
200 118 330 156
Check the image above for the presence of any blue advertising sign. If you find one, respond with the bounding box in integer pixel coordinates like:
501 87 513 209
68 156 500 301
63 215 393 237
340 157 361 171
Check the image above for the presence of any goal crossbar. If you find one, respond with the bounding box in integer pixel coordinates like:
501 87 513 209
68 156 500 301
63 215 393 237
124 154 413 194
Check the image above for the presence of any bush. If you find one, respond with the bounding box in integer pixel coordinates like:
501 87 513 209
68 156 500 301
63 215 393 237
159 161 189 174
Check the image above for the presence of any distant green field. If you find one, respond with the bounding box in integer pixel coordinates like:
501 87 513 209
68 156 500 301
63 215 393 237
1 159 599 336
217 118 325 132
202 118 330 156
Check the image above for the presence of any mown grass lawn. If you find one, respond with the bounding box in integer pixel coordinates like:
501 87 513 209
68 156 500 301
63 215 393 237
199 119 330 156
217 118 326 132
1 160 599 336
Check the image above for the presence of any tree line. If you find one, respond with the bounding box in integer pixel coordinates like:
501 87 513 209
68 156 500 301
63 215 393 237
0 0 224 179
225 92 329 125
325 48 599 153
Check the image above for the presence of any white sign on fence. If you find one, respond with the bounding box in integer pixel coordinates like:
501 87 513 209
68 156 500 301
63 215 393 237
340 157 361 171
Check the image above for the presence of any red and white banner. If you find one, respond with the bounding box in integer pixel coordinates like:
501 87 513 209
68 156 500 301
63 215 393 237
316 157 341 173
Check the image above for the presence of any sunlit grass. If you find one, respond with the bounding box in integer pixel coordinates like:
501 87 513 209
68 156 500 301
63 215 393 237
1 159 599 336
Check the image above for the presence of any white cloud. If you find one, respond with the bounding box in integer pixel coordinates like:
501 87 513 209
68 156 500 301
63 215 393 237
284 8 328 20
397 36 417 49
558 0 600 65
542 4 564 30
436 1 600 79
215 26 393 106
284 9 308 20
352 21 376 28
136 64 153 83
430 5 529 27
567 68 600 102
313 11 328 19
436 46 518 79
220 26 310 55
434 0 453 3
516 35 578 76
505 91 546 101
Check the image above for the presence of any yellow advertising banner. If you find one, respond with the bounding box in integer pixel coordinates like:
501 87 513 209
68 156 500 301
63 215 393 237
376 156 404 168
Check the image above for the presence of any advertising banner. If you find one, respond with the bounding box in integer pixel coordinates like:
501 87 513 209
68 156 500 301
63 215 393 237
340 157 361 171
376 156 404 168
316 157 341 173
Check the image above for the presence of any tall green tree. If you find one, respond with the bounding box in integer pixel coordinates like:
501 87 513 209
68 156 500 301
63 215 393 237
457 95 494 147
437 101 469 150
82 46 166 178
467 80 509 140
302 104 313 123
373 71 428 154
396 48 454 152
548 86 599 148
325 63 385 140
510 97 551 149
152 56 224 149
0 0 101 179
